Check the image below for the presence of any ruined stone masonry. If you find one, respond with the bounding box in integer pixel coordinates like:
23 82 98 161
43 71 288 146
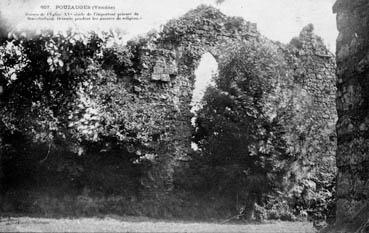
134 6 337 216
0 5 338 218
333 0 369 231
134 6 261 193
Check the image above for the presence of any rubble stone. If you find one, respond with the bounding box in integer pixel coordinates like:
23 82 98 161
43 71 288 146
135 6 336 218
332 0 369 230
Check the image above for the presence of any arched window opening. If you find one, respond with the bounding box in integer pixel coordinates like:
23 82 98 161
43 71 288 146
190 52 218 150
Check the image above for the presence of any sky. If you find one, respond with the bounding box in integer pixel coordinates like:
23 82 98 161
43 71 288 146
1 0 338 52
191 52 218 114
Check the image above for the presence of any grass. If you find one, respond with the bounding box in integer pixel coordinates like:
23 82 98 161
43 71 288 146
0 216 317 232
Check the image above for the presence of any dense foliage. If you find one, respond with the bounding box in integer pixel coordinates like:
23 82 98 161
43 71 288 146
0 31 154 196
176 40 292 218
0 6 336 222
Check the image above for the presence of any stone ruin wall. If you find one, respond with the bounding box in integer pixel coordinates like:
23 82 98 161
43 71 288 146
0 6 338 215
279 26 337 211
132 6 337 208
333 0 369 229
133 7 261 193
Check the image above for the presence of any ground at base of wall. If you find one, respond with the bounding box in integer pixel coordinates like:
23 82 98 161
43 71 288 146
0 190 237 221
0 216 318 233
322 220 369 233
0 189 326 224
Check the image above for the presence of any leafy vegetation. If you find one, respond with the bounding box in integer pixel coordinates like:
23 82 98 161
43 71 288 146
175 40 293 219
0 6 336 223
0 31 151 197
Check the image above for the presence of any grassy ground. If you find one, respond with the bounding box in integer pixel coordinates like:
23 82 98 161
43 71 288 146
0 216 317 232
